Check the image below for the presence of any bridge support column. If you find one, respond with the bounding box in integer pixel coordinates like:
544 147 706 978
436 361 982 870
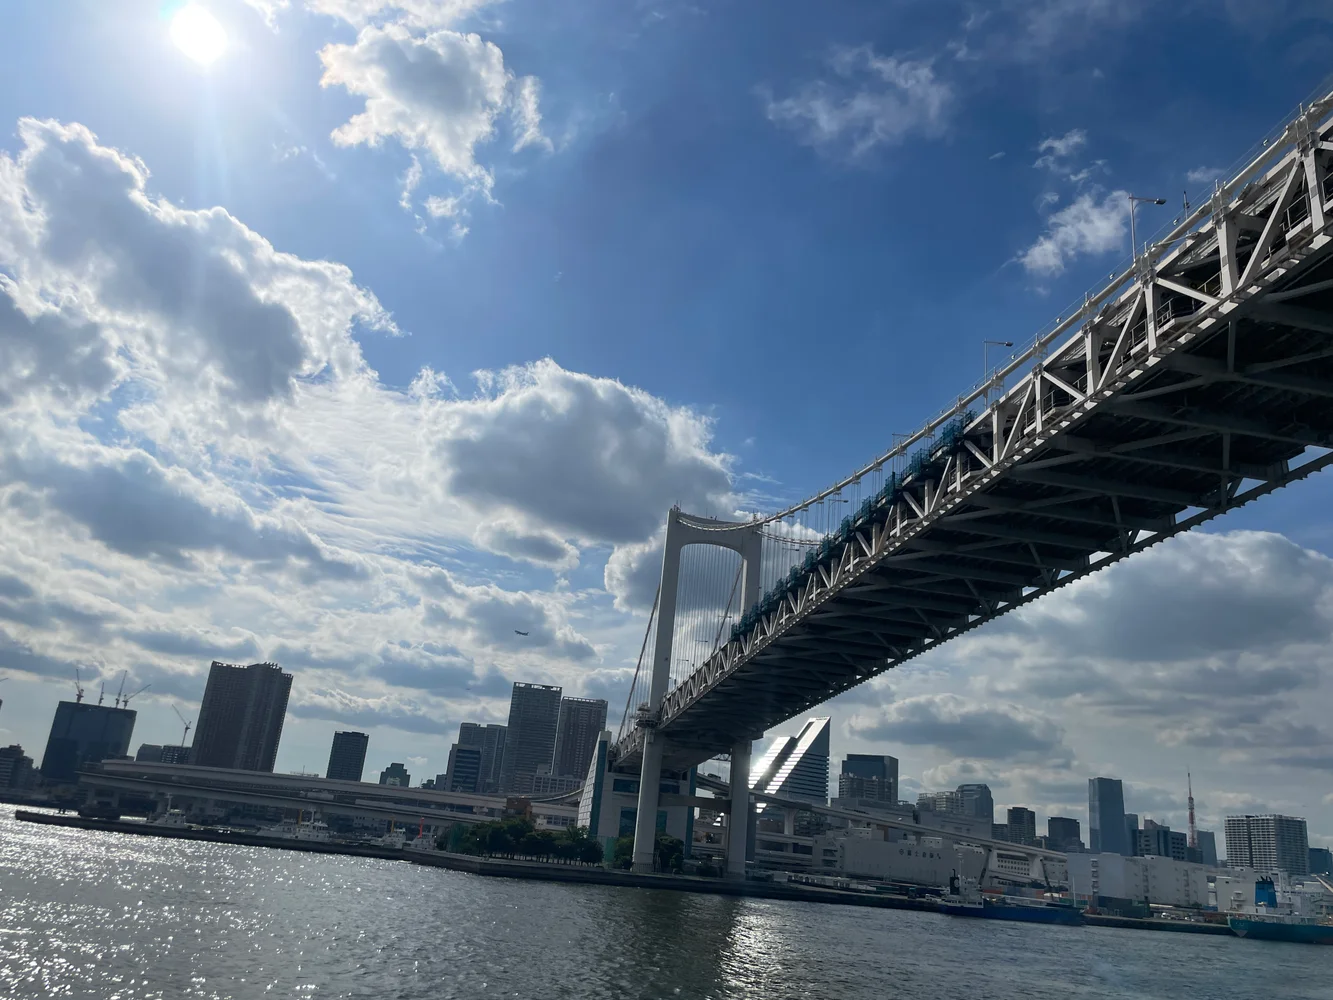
631 731 664 872
727 738 751 878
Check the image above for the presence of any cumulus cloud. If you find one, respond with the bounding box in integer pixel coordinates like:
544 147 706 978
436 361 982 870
764 47 952 160
0 118 390 419
1019 188 1127 276
433 360 733 545
318 17 549 221
0 119 707 759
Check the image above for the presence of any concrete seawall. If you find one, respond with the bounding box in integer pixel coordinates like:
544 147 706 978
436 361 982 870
12 810 1233 935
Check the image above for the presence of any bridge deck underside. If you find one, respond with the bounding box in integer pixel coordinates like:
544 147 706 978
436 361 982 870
650 262 1333 770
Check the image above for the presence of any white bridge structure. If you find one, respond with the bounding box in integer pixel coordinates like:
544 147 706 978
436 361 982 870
609 86 1333 873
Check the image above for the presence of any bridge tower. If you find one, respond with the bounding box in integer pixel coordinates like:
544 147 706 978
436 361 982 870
632 508 763 875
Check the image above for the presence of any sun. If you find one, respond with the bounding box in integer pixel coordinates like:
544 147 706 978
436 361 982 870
170 4 228 67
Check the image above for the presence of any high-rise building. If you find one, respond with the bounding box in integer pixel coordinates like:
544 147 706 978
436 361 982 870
499 683 563 795
1089 777 1131 856
552 697 607 781
751 718 830 805
1048 816 1083 852
326 731 369 782
1197 829 1219 867
1007 807 1037 846
1137 819 1188 861
1309 847 1332 875
449 723 507 793
191 661 292 772
838 754 897 801
40 701 137 784
1225 815 1309 875
918 790 964 814
446 744 482 792
957 783 994 822
0 744 34 789
379 762 411 787
135 743 190 764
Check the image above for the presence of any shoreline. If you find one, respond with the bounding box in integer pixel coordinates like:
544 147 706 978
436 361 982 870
11 810 1231 935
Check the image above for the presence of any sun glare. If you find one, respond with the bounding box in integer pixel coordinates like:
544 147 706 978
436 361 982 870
170 4 228 67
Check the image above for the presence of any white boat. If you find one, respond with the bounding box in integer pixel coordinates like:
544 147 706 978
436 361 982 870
151 809 189 828
373 830 407 848
261 817 332 842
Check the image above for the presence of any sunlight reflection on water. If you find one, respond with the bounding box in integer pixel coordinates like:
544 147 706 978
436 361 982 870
1 813 1327 999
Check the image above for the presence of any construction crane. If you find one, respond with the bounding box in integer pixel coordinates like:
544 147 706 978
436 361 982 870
1187 772 1198 850
97 681 106 706
172 705 193 747
113 669 128 708
73 667 85 704
121 683 150 707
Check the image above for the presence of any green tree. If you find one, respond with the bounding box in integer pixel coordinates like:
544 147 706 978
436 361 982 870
654 832 684 873
579 838 604 865
613 835 635 870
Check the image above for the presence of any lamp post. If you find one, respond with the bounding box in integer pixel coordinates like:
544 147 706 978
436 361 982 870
1127 194 1167 261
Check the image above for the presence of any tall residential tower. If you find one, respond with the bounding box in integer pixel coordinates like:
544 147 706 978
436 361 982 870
191 661 292 772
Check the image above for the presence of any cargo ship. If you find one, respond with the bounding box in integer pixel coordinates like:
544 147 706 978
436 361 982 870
1227 875 1333 945
1228 914 1333 945
939 874 1083 926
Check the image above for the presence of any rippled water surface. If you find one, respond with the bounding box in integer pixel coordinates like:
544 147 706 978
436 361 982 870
1 812 1328 999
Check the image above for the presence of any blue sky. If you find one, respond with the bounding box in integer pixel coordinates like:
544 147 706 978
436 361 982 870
2 0 1333 849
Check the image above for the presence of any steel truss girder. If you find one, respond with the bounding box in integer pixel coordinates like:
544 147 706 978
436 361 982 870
612 91 1333 770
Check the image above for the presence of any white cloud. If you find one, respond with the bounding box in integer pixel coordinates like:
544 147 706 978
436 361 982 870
0 118 733 759
306 0 494 30
1019 188 1127 276
849 693 1070 761
320 25 512 193
241 0 291 27
1034 128 1087 169
764 47 952 159
510 75 552 153
1187 165 1225 185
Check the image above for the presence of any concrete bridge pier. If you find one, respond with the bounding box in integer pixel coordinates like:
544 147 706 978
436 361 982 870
726 739 751 878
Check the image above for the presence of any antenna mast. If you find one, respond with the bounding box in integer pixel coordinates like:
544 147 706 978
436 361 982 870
1187 772 1198 850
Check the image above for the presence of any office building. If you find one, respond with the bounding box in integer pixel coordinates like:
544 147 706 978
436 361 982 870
1225 815 1309 875
751 717 830 805
40 701 137 784
325 731 369 782
991 823 1010 842
446 744 482 793
0 744 34 789
918 790 964 814
552 697 607 781
451 723 506 794
957 783 994 822
1125 812 1139 850
1309 847 1332 876
1089 777 1131 856
1137 819 1188 861
379 762 411 787
1048 816 1083 852
499 683 563 795
838 754 897 802
135 743 191 765
191 661 292 772
1197 829 1219 867
1007 807 1037 847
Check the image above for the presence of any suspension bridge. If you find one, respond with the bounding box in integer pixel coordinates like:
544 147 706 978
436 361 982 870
606 87 1333 872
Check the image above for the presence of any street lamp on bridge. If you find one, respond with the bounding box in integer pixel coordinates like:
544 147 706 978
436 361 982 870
1127 193 1167 261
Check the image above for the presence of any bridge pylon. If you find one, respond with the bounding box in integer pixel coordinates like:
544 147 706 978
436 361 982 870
631 508 763 874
